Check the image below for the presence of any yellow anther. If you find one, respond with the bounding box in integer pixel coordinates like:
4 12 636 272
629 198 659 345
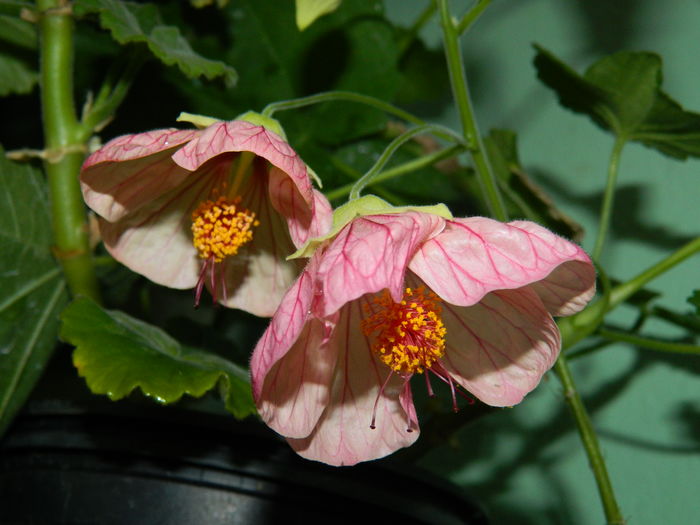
191 196 259 262
361 286 446 375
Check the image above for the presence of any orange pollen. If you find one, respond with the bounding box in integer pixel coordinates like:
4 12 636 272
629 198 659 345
361 286 447 375
191 196 259 262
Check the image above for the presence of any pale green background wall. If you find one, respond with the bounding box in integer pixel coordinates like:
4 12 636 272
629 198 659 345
386 1 699 523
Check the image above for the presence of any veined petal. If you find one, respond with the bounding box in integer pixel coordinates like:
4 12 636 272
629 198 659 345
254 318 336 439
287 299 419 466
410 217 595 313
267 166 333 249
214 174 301 317
315 212 445 317
81 129 199 222
439 286 560 407
172 120 315 207
251 259 336 437
100 168 220 289
507 221 596 316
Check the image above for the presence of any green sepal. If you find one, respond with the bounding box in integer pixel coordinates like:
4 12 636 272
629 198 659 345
289 194 453 259
176 111 220 129
234 110 287 139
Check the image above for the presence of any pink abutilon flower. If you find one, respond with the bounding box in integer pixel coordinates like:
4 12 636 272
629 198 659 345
80 119 332 316
250 210 596 465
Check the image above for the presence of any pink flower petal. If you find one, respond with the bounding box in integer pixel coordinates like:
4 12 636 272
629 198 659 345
315 212 445 317
267 165 332 248
213 175 302 316
172 120 315 208
255 316 337 439
251 261 337 437
81 129 199 222
507 221 596 315
100 169 219 289
438 286 560 407
287 299 419 466
410 217 595 314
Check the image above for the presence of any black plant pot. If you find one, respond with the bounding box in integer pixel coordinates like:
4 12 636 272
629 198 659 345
0 356 488 525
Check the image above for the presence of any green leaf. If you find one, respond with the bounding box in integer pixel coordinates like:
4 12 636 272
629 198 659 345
60 297 255 419
295 0 342 31
0 150 68 436
0 14 38 96
0 51 38 96
0 14 35 49
534 45 700 159
689 290 700 315
73 0 237 87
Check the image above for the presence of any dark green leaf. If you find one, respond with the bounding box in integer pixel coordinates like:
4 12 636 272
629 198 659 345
0 150 68 436
0 14 37 96
60 297 255 419
484 129 584 241
0 51 38 96
74 0 237 87
534 45 700 160
0 14 35 49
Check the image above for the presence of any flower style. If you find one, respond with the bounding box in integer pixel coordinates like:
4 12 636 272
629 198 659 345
80 119 332 316
250 210 596 465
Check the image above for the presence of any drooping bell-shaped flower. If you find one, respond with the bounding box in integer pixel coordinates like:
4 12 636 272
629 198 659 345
80 115 332 316
250 199 596 465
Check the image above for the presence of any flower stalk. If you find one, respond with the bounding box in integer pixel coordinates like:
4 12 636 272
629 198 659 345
593 136 626 261
437 0 507 221
38 0 100 301
553 355 625 525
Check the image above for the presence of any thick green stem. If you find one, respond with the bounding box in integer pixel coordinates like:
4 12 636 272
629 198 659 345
593 136 626 261
554 355 625 525
38 0 100 301
437 0 507 221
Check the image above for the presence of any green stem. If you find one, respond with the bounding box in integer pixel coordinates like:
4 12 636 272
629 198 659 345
608 236 700 311
38 0 100 301
348 124 462 200
593 136 626 260
553 355 625 525
325 144 464 201
456 0 492 35
437 0 507 221
599 328 700 355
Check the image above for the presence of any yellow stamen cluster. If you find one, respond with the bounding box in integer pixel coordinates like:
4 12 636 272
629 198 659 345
361 286 447 375
191 196 259 262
